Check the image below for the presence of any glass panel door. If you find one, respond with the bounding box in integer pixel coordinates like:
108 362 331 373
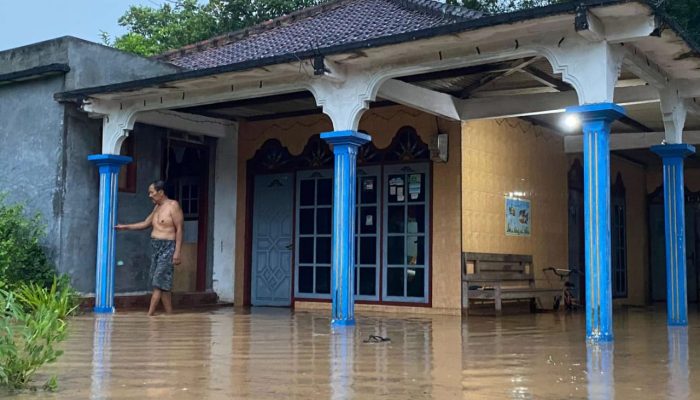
355 166 380 301
383 163 430 303
295 170 333 299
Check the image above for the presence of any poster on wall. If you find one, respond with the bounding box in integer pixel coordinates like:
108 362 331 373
505 197 531 236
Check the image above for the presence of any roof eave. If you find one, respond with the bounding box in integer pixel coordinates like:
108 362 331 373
56 0 688 102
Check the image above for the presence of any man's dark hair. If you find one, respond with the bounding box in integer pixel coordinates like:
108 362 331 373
150 180 166 193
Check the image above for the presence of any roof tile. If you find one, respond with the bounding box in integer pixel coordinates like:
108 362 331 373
158 0 481 70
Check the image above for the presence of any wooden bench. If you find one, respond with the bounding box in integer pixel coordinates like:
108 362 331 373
461 252 560 314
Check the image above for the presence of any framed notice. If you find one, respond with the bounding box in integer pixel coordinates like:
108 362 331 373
505 197 530 236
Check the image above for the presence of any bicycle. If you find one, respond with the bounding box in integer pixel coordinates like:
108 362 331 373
542 267 580 311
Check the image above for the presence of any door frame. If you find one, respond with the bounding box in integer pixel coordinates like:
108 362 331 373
161 137 211 292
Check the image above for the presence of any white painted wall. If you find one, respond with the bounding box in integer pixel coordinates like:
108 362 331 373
212 123 238 303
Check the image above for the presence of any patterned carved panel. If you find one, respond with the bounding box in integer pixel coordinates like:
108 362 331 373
248 139 294 174
299 135 333 168
248 126 430 172
383 126 430 162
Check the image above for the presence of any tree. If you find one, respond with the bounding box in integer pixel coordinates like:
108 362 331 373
104 0 322 56
656 0 700 45
451 0 699 44
448 0 569 13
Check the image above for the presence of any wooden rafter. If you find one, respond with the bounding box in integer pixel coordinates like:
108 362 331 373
455 57 540 99
521 66 572 92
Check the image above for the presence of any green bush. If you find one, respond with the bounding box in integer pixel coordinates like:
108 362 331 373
0 277 77 392
0 196 55 290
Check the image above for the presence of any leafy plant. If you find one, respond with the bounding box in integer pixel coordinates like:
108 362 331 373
0 277 78 392
0 195 55 291
15 276 79 320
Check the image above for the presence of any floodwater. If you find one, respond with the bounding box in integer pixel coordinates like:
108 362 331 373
5 307 699 399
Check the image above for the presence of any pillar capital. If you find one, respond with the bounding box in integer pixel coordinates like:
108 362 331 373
659 84 688 144
539 40 624 105
88 154 132 171
566 102 626 123
320 130 371 148
650 143 696 160
308 68 385 132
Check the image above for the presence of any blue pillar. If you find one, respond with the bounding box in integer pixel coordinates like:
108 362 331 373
320 130 371 326
88 154 132 313
566 103 626 342
650 143 695 326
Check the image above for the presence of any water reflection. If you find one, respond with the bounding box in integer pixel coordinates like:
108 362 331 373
330 325 354 400
668 326 690 400
7 309 700 399
90 315 113 400
586 342 614 400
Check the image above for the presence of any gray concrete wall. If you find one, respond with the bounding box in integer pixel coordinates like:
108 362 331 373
64 38 180 90
0 36 179 86
0 76 66 263
58 106 101 292
0 36 182 293
0 38 69 74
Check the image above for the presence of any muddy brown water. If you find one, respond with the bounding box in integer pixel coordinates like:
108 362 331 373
4 307 698 399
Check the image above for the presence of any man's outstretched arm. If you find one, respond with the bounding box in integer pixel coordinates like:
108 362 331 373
116 208 155 231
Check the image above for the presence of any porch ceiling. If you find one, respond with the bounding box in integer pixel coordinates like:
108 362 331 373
174 57 663 134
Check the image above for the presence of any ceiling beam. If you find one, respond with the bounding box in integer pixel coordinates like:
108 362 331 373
245 107 323 121
459 85 658 120
618 115 654 132
565 130 700 153
679 82 700 101
136 110 234 138
227 100 398 122
621 45 669 89
377 79 461 120
576 8 657 43
468 87 560 98
176 91 314 115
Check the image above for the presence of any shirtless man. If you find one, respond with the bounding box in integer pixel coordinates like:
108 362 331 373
116 180 184 316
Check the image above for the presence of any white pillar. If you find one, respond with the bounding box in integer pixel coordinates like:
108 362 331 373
212 123 239 302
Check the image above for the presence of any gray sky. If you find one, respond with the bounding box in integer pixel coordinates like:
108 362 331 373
0 0 167 52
